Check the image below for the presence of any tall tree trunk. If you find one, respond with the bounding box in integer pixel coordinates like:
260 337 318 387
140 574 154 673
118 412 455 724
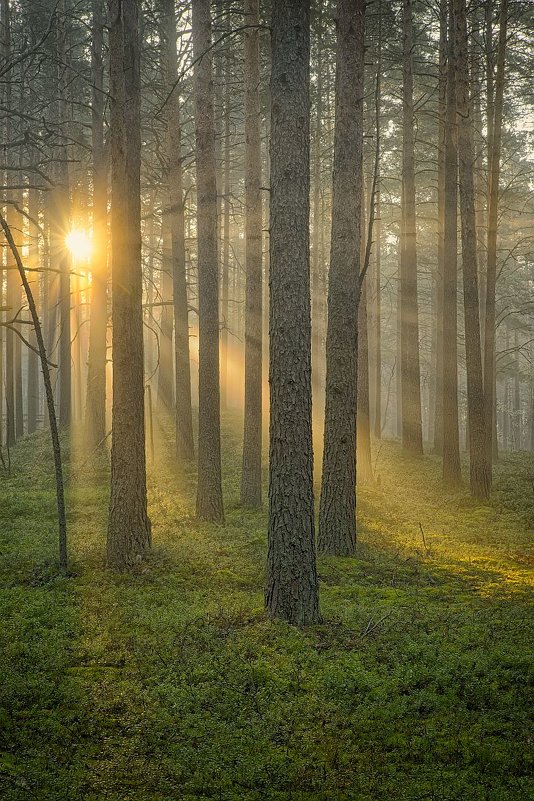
241 0 263 508
483 0 508 474
400 0 423 454
85 0 107 451
161 0 194 462
55 0 71 429
266 0 320 623
454 0 490 500
318 0 364 556
373 7 382 441
27 183 39 434
311 4 323 403
107 0 152 568
192 0 224 523
433 0 447 455
442 0 461 486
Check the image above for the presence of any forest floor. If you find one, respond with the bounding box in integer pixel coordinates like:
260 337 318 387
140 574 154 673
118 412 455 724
0 413 532 801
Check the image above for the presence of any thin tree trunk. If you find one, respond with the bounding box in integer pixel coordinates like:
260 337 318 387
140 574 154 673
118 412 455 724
318 0 364 556
85 0 107 451
400 0 423 454
266 0 320 623
162 0 194 462
27 184 39 434
433 0 447 454
454 0 490 500
192 0 224 524
107 0 152 568
241 0 263 507
483 0 508 474
442 0 461 486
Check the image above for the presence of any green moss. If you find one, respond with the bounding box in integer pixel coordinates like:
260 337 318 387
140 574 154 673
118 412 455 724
0 423 532 799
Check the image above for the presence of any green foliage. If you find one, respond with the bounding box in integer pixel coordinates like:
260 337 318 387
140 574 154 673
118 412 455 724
0 425 532 800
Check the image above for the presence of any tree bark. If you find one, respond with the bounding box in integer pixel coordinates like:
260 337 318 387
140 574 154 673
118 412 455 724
241 0 263 508
161 0 194 463
318 0 364 556
85 0 107 451
192 0 224 523
266 0 320 623
454 0 490 500
400 0 423 454
107 0 152 568
442 0 461 486
483 0 508 473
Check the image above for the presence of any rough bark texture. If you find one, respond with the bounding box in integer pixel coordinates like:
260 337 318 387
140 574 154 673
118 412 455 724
85 0 107 451
442 0 461 486
454 0 490 500
266 0 320 624
107 0 152 568
400 0 423 455
318 0 364 556
483 0 508 476
192 0 224 523
161 0 194 463
241 0 263 508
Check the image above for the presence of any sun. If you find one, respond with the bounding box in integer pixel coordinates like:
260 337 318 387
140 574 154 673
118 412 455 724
65 228 92 261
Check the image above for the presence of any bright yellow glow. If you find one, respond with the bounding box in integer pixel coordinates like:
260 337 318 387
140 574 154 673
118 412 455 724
65 228 92 261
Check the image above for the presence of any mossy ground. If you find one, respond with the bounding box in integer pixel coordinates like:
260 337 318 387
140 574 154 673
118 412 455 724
0 414 532 800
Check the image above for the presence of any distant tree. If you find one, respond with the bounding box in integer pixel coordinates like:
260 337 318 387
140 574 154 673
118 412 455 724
241 0 263 508
85 0 107 451
107 0 152 568
442 0 461 486
400 0 423 454
266 0 320 623
318 0 364 556
454 0 490 500
161 0 194 463
192 0 224 523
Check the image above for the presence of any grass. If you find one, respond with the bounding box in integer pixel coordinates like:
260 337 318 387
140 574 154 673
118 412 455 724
0 415 532 800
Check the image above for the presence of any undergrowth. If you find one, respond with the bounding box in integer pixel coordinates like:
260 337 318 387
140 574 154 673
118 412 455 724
0 417 532 800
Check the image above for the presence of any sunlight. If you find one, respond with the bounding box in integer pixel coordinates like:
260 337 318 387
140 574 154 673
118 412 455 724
65 228 92 262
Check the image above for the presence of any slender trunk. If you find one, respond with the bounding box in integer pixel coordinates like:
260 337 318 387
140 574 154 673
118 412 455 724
442 0 461 486
400 0 423 454
27 184 39 433
85 0 107 450
267 0 320 623
483 0 508 473
241 0 263 507
162 0 194 462
433 0 447 454
373 8 382 440
192 0 224 523
318 0 364 556
454 0 490 499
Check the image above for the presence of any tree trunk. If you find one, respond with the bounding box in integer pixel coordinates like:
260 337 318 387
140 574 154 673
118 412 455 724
161 0 194 462
433 0 447 455
442 0 461 486
318 0 364 556
483 0 508 473
107 0 152 568
400 0 423 454
85 0 107 451
192 0 224 523
266 0 320 623
27 183 39 434
241 0 263 508
454 0 490 500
